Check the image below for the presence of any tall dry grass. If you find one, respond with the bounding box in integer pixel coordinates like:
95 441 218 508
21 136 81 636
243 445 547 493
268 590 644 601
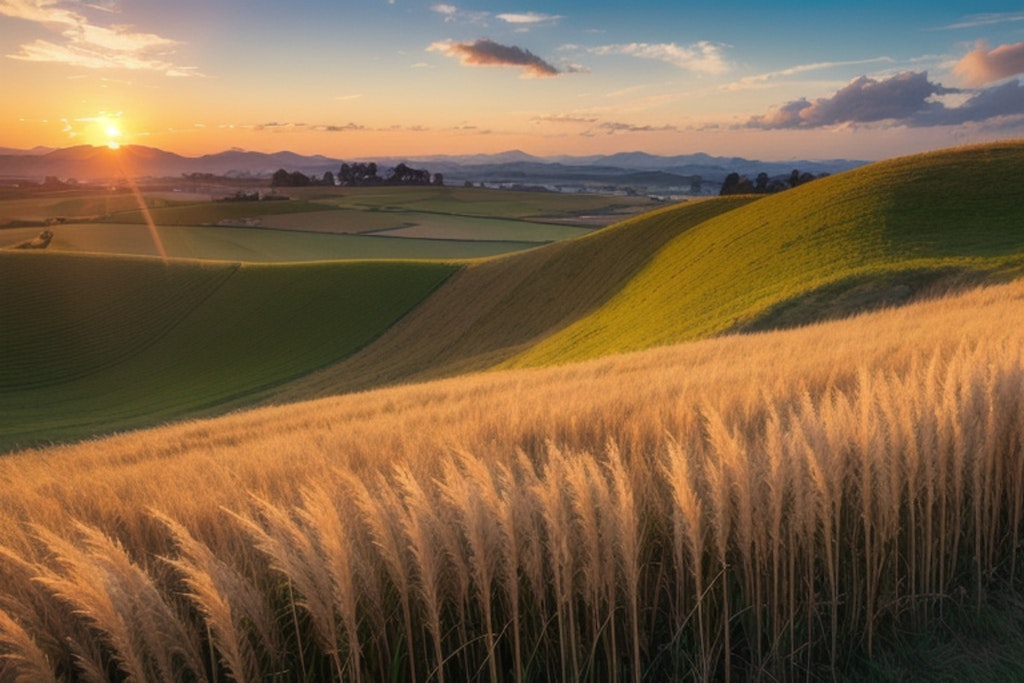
0 280 1023 680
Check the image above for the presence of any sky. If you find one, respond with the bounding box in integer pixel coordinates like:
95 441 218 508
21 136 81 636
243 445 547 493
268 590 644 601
1 0 1024 160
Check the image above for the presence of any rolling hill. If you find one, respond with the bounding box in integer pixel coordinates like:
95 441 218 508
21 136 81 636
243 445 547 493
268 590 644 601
0 252 456 450
2 141 1023 450
270 141 1024 402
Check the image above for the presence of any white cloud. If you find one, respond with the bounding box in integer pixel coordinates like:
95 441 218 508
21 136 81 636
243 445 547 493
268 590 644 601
589 41 730 74
1 0 201 76
496 12 562 25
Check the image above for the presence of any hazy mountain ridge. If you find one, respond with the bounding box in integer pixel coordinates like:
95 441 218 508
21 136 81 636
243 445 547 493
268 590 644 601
0 144 866 188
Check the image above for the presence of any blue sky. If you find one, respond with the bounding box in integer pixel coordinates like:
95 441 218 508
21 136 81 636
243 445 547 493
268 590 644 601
2 1 1023 159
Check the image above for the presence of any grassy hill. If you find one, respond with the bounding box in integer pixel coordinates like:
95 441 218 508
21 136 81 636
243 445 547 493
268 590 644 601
271 142 1024 400
509 142 1024 367
4 142 1023 448
0 251 456 451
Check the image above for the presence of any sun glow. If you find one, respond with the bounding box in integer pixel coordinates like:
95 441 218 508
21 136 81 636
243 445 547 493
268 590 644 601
105 123 121 149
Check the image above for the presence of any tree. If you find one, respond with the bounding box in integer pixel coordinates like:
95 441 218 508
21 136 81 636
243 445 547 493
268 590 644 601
271 168 291 187
323 171 335 186
719 172 741 196
432 173 444 186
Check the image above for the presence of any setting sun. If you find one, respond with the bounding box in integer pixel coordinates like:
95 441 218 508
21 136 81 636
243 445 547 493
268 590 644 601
105 123 121 150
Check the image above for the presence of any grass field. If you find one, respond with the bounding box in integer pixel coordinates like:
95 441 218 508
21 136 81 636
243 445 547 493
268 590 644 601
1 222 543 261
0 251 457 451
1 278 1023 681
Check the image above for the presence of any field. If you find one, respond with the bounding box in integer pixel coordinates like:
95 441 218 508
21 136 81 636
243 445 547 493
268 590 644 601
2 142 1024 680
0 185 650 261
0 252 456 450
1 279 1023 681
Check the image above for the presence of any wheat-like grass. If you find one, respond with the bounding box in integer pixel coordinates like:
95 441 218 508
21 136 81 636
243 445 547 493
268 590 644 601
0 280 1023 680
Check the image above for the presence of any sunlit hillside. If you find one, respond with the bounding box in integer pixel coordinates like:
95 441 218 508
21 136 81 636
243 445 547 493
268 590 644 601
1 278 1023 680
272 142 1024 402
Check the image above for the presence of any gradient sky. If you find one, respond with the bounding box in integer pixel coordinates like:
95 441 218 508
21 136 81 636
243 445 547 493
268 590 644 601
2 1 1024 160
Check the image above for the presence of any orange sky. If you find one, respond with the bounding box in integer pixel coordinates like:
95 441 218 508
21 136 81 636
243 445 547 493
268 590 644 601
2 1 1023 160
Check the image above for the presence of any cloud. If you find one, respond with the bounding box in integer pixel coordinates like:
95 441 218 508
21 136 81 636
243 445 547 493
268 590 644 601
589 41 729 74
954 42 1024 87
1 0 200 76
746 70 1024 129
597 121 678 134
430 3 488 25
429 38 561 77
532 114 599 124
931 12 1024 30
723 56 894 91
496 12 562 26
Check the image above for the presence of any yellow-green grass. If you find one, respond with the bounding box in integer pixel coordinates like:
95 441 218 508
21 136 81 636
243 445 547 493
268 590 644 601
261 209 592 242
103 198 339 226
0 190 189 224
0 251 457 451
294 184 659 221
508 142 1024 367
2 222 543 261
267 196 754 400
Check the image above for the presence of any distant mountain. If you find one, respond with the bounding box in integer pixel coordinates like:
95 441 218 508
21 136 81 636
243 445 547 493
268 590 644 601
0 144 866 188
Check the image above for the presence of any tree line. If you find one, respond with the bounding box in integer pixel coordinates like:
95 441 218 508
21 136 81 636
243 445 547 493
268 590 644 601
719 169 827 196
272 162 443 188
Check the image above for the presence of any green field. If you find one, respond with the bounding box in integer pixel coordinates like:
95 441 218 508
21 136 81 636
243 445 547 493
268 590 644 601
1 222 543 261
4 142 1024 449
0 251 457 450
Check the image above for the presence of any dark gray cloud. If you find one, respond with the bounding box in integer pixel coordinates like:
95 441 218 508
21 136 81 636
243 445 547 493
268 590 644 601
747 70 1024 129
429 38 561 77
748 72 955 128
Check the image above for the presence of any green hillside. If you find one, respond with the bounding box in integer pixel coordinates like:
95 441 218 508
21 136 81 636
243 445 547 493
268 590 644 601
509 142 1024 367
0 251 456 451
266 196 755 400
270 141 1024 401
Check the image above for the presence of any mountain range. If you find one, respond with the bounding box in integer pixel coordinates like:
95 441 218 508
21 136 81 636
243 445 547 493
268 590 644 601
0 144 867 190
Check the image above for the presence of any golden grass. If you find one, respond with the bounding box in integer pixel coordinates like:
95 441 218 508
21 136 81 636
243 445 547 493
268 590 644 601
1 279 1023 680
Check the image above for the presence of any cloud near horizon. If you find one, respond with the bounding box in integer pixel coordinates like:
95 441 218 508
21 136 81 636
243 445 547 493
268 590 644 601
429 38 563 77
0 0 201 76
954 42 1024 87
746 70 1024 129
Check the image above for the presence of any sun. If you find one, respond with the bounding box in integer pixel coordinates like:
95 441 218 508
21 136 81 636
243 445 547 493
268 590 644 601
105 123 122 150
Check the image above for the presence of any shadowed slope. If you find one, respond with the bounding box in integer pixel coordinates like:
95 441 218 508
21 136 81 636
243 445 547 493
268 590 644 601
0 252 456 451
266 197 754 401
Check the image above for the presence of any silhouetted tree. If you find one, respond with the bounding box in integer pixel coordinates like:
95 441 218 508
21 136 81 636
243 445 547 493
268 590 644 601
323 171 335 186
755 172 769 193
720 172 741 195
432 173 444 186
271 168 291 186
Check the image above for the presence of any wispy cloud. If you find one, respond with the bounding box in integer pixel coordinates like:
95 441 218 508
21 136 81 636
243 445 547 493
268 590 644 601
597 121 678 133
430 3 488 25
930 12 1024 31
0 0 201 76
723 56 894 91
429 38 563 77
589 41 730 74
745 70 1024 129
496 12 562 26
954 42 1024 87
533 113 599 124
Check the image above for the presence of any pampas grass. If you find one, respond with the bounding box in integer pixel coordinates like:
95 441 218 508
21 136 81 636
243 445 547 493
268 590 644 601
0 281 1023 680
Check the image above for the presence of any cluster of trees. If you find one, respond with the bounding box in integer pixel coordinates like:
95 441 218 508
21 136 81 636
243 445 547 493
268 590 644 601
271 162 443 188
719 169 827 196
